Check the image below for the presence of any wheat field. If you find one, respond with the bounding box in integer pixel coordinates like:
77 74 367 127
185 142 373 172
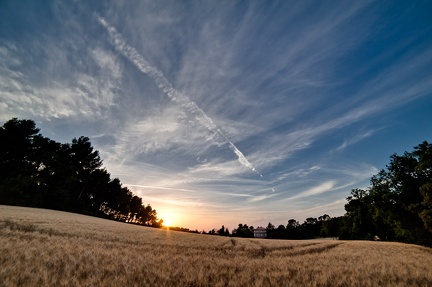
1 205 431 287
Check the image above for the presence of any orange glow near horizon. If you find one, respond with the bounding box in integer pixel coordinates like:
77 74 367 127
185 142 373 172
159 210 177 227
154 203 224 231
155 205 225 231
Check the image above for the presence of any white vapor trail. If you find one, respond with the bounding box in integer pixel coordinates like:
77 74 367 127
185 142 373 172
96 15 262 177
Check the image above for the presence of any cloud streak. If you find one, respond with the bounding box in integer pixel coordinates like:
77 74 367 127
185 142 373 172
95 15 262 177
284 181 336 201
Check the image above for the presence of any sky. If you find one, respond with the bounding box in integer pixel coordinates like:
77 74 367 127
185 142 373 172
1 0 432 232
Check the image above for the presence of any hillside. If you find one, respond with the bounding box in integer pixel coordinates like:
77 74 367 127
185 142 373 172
1 205 431 286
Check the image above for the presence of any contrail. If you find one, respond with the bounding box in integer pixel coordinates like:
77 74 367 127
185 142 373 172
96 15 262 177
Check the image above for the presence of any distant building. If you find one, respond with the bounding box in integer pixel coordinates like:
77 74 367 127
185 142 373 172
254 227 266 238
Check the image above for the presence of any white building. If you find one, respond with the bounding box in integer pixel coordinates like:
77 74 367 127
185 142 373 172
254 227 267 238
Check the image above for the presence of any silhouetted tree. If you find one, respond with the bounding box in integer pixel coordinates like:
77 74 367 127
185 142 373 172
344 141 432 246
218 225 230 236
233 223 253 238
0 118 162 228
286 219 300 239
0 118 41 206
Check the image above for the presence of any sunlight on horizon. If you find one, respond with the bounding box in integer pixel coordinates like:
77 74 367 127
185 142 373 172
164 219 172 227
159 210 178 227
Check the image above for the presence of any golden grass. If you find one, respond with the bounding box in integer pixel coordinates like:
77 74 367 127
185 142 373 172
1 205 432 287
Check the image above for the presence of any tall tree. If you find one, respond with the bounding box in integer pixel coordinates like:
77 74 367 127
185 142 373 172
344 141 432 246
0 118 40 205
0 118 162 228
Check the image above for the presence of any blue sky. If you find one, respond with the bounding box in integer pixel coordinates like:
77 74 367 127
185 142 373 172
1 1 431 231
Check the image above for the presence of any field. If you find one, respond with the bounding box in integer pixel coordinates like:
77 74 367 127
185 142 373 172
1 206 431 287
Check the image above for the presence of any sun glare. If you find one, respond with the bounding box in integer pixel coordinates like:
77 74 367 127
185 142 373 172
160 210 183 228
164 219 172 227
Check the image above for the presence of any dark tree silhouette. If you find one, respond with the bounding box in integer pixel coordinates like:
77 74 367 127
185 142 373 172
343 141 432 246
232 223 253 238
0 118 162 227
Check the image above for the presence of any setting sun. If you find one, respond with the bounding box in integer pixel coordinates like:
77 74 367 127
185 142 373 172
159 210 178 227
164 219 172 227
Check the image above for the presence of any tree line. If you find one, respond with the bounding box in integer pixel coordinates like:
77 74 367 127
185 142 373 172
208 215 342 239
210 141 432 247
0 118 162 227
2 118 431 246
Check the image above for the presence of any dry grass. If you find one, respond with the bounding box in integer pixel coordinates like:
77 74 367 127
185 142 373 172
1 205 432 287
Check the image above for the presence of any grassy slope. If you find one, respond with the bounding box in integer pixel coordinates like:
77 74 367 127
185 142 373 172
1 205 431 287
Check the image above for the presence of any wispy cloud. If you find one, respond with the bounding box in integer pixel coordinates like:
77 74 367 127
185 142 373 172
0 41 121 123
247 191 282 203
285 181 336 201
95 15 262 177
334 129 379 151
275 166 321 182
125 184 199 194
